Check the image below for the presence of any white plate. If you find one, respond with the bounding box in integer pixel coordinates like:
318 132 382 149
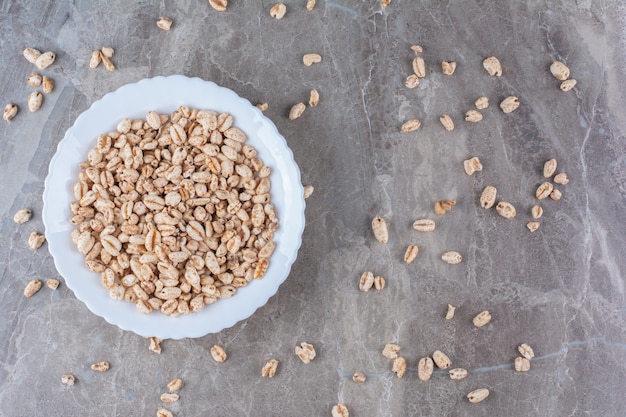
43 75 305 339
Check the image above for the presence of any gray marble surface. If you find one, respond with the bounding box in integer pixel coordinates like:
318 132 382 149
1 1 625 416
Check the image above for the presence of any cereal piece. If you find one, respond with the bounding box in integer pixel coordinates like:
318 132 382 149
374 276 386 290
554 172 569 185
27 91 43 112
417 357 434 381
289 102 306 120
434 199 456 215
410 45 423 54
295 342 316 364
89 50 101 68
381 0 391 6
392 357 406 378
432 350 451 369
331 404 349 417
445 304 456 320
28 231 46 249
496 201 516 219
359 271 374 292
441 251 462 264
303 185 314 198
167 378 183 393
500 96 520 113
352 372 366 383
149 337 162 354
514 356 531 372
405 74 420 88
441 61 456 75
536 182 554 200
401 118 421 132
100 53 115 72
463 157 482 175
270 3 287 19
531 205 543 219
483 56 502 76
35 51 55 70
101 46 114 58
472 310 492 327
210 345 227 362
46 278 60 290
23 48 41 64
160 393 179 403
412 56 426 78
3 103 18 122
527 221 540 232
475 96 489 109
157 409 173 417
543 159 557 178
467 388 490 403
91 361 110 372
518 343 535 360
413 219 435 232
42 76 54 94
306 0 316 11
550 189 562 201
23 279 42 297
13 208 32 224
27 72 42 87
560 79 577 91
256 102 268 111
439 114 454 131
209 0 228 11
303 53 322 66
261 359 279 377
61 374 75 386
254 259 269 279
550 61 570 80
449 368 468 380
157 16 173 30
480 186 497 208
404 245 419 263
309 89 319 107
382 343 400 359
465 110 483 122
371 216 389 243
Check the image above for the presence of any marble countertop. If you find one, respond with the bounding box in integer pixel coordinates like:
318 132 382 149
1 1 625 416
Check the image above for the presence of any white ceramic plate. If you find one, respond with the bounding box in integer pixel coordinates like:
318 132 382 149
43 75 305 339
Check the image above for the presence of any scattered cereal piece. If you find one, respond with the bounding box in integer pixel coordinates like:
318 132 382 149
432 350 451 369
536 182 554 200
463 157 482 175
149 337 162 354
23 48 41 64
496 201 516 219
295 342 316 364
61 374 75 386
100 53 115 72
472 310 492 327
467 388 490 403
480 186 497 209
434 199 456 215
303 185 314 199
475 96 489 109
13 208 32 224
410 45 423 54
211 345 227 362
543 159 557 178
441 61 457 75
91 361 110 372
404 245 419 263
332 404 350 417
89 50 101 68
449 368 468 380
514 356 531 372
550 188 562 201
382 343 400 359
157 16 173 30
531 205 543 219
465 110 483 122
3 103 18 122
306 0 316 11
28 231 45 249
160 393 179 403
35 51 55 70
209 0 228 11
439 114 454 131
445 304 456 320
309 89 320 107
553 172 569 185
527 221 540 232
441 251 462 264
500 96 520 113
289 102 306 120
352 372 366 383
560 79 577 91
401 118 421 132
381 0 391 6
167 378 183 392
270 3 287 19
46 278 60 290
303 53 322 66
24 279 42 297
482 56 502 76
374 276 386 290
359 271 374 292
392 357 406 378
405 74 420 88
412 56 426 78
418 357 434 381
256 102 268 111
101 46 114 58
261 359 279 377
371 216 389 243
412 219 435 232
27 72 42 87
42 76 54 94
156 409 173 417
27 91 43 112
518 343 535 360
550 61 570 80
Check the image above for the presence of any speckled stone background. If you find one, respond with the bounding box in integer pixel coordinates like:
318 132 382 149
1 1 625 416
